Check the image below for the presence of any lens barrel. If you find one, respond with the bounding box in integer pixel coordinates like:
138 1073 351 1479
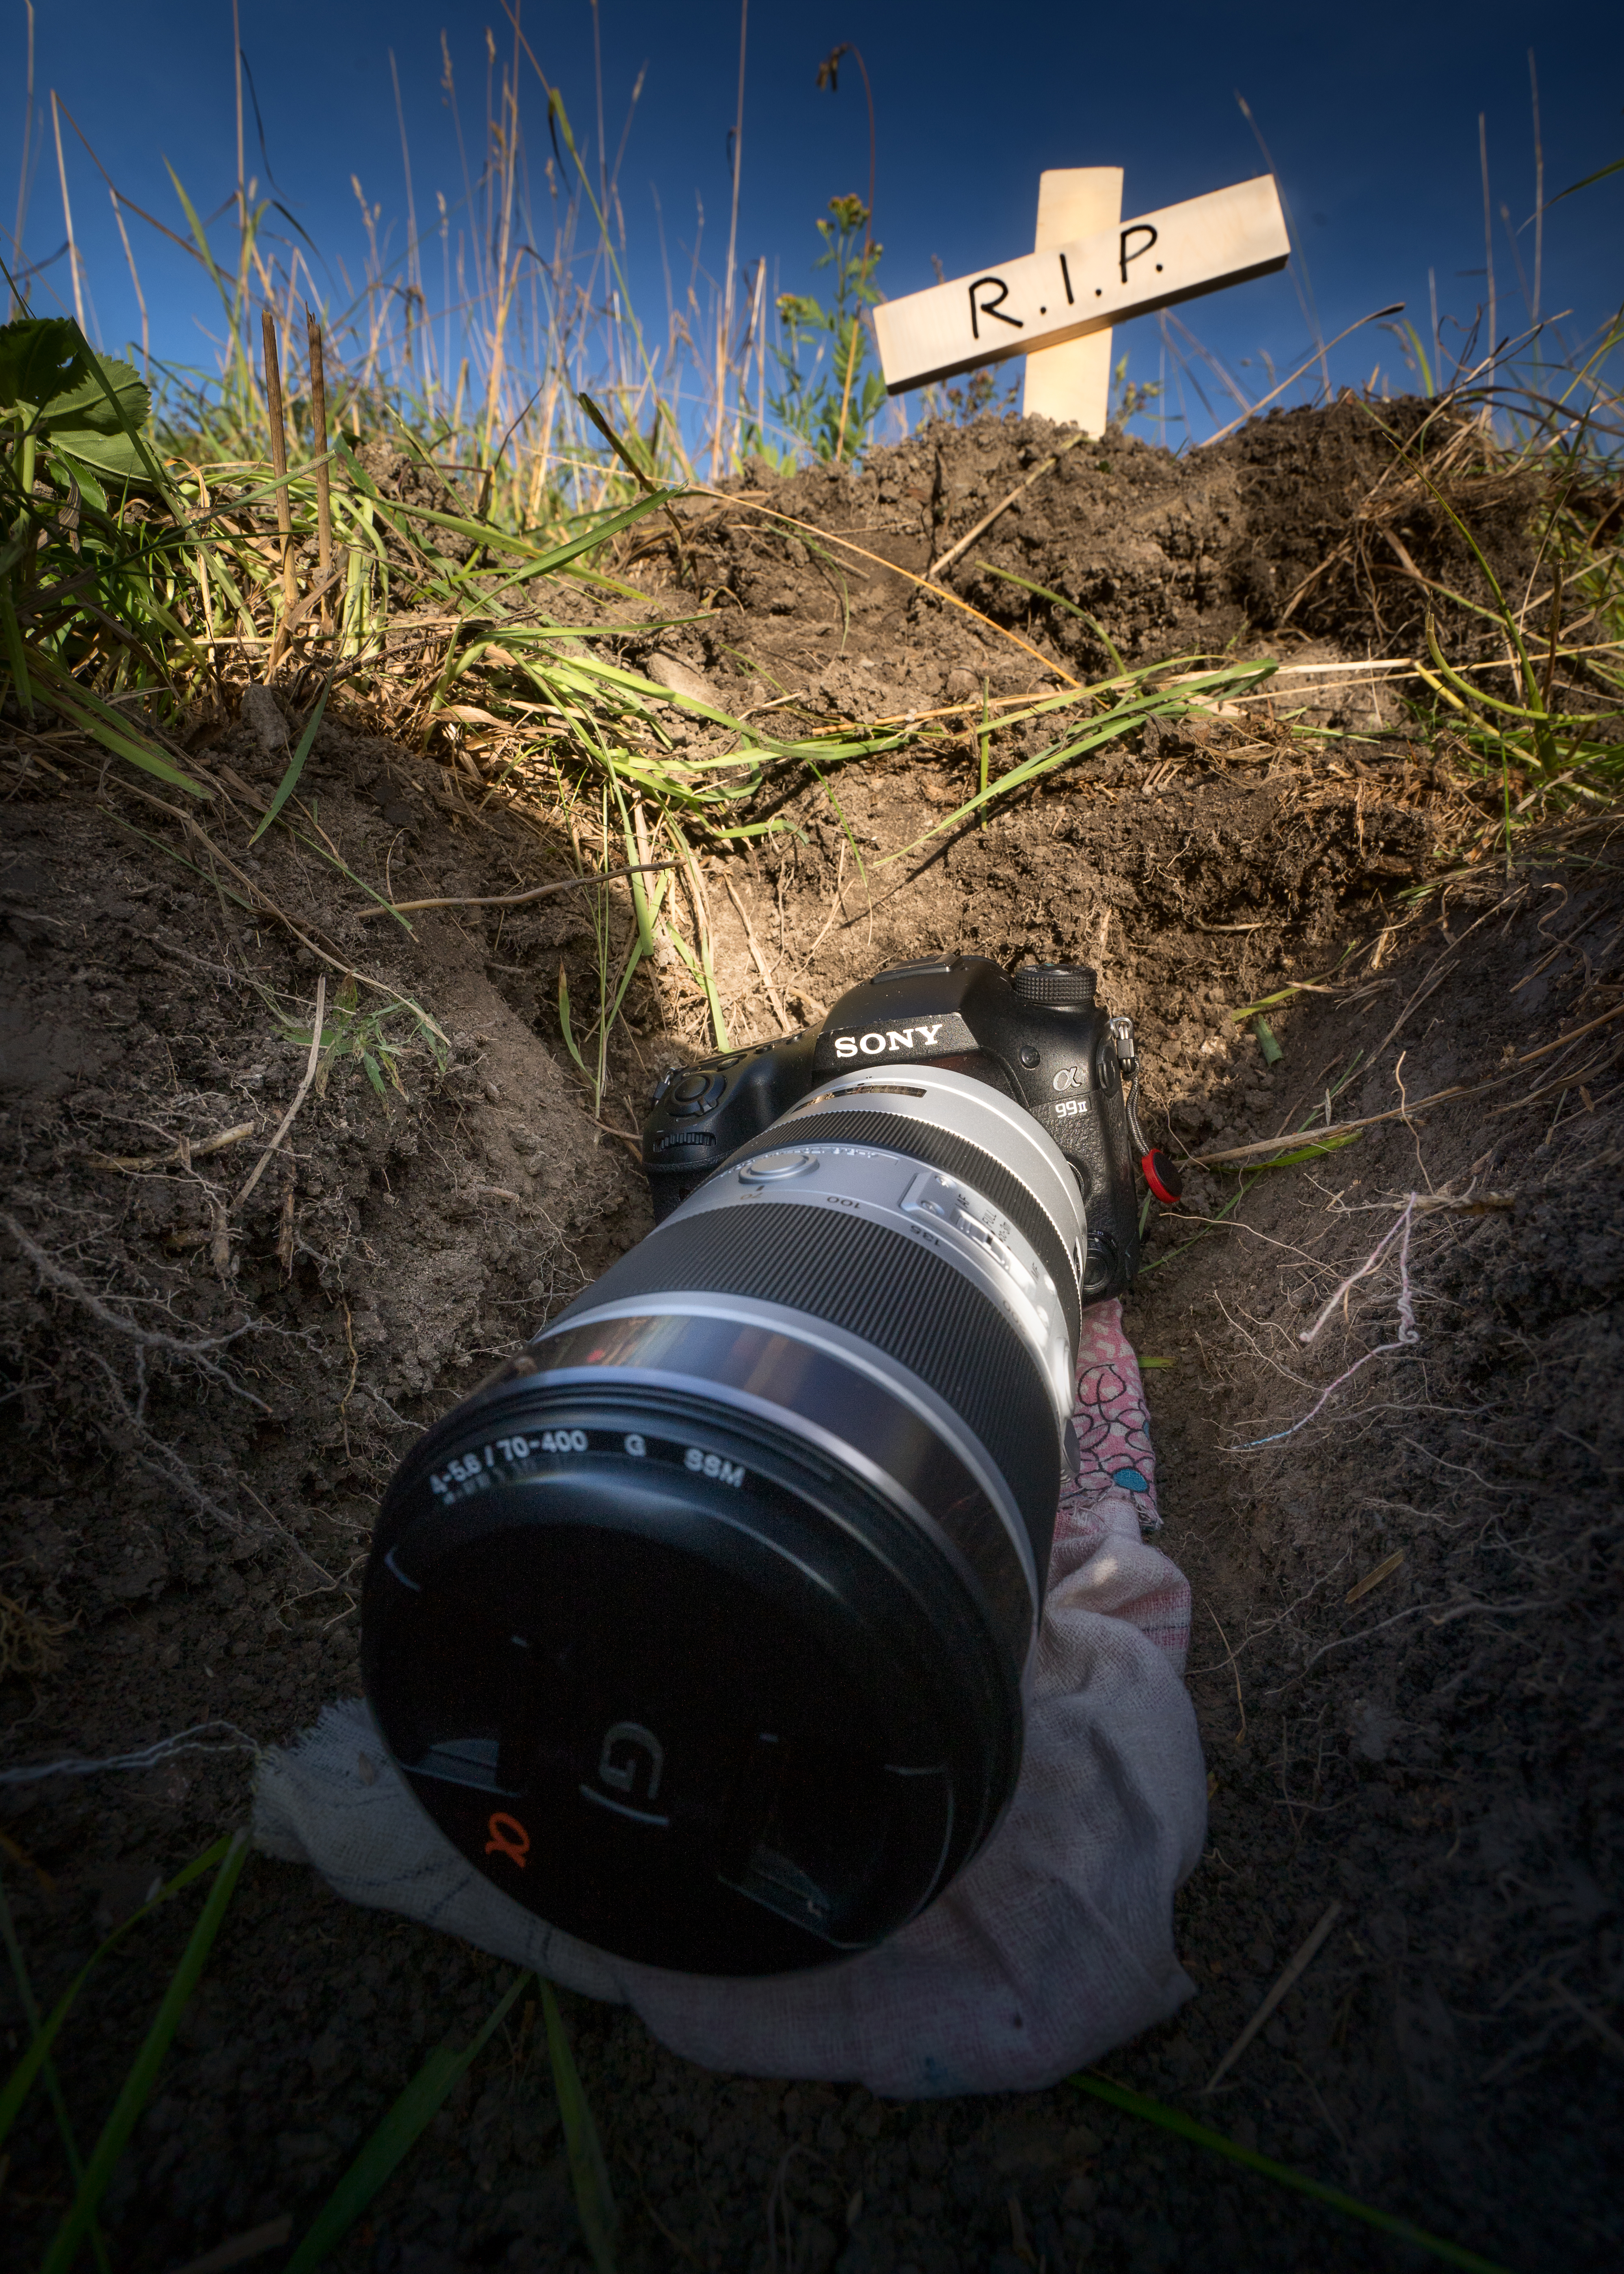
363 1068 1086 1974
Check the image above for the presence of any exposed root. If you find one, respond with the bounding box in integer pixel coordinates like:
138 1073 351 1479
0 1590 75 1680
1 1211 269 1407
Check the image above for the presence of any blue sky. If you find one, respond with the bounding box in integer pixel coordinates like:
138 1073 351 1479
5 0 1621 448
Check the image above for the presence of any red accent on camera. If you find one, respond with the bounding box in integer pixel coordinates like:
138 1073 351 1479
1141 1150 1183 1205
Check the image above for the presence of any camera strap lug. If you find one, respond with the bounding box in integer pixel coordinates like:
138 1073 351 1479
1110 1013 1185 1207
1108 1016 1151 1158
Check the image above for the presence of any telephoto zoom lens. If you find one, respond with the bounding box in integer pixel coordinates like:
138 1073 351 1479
363 1067 1086 1974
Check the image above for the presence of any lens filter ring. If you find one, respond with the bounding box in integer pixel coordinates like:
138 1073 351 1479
363 1361 1019 1975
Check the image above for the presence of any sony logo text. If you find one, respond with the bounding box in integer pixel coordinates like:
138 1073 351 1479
834 1024 945 1059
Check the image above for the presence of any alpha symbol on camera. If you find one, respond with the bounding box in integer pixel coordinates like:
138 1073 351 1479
485 1811 530 1868
1050 1066 1089 1092
597 1721 664 1802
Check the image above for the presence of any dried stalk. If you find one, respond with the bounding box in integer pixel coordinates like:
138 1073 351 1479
723 873 791 1030
88 1122 256 1174
928 432 1086 580
238 975 326 1207
261 307 298 665
306 308 334 636
1203 1903 1343 2094
355 858 679 919
1192 999 1624 1167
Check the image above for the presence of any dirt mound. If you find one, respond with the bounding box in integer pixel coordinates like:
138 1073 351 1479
642 399 1538 722
2 400 1620 2274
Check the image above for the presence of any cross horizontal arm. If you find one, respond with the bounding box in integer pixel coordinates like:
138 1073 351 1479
873 175 1290 394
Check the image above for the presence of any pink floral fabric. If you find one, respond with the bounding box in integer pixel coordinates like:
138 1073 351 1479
1054 1299 1190 1668
1065 1297 1160 1522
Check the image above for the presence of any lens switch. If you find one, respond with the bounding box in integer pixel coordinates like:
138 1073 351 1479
739 1152 818 1183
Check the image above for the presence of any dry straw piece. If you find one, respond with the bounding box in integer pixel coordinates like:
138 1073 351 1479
237 975 326 1208
1202 1902 1344 2095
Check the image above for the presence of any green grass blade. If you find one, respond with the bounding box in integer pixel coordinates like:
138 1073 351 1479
541 1982 618 2274
1142 1132 1360 1272
663 819 728 1050
26 648 207 795
876 661 1276 865
333 441 680 571
249 675 333 845
0 590 35 718
974 560 1127 672
0 1866 110 2272
557 962 592 1081
577 390 659 491
806 759 868 887
611 782 659 954
0 1834 235 2151
99 813 257 910
160 159 228 303
1244 1130 1361 1170
285 824 414 930
1068 2073 1514 2274
1549 151 1624 203
1253 1016 1283 1064
41 1829 251 2274
284 1971 531 2274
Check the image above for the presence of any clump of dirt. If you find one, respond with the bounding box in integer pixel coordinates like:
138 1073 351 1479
650 397 1542 722
2 404 1620 2274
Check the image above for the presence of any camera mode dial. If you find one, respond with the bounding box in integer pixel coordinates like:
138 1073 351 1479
1012 963 1097 1007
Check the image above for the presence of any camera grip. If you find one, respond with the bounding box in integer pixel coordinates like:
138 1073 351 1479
643 1029 817 1223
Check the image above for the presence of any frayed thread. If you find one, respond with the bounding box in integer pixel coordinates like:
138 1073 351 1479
0 1720 263 1785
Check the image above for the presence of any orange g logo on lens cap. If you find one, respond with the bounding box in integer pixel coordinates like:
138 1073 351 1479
485 1811 530 1868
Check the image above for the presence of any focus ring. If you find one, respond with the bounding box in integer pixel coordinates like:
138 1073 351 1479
708 1110 1082 1345
550 1202 1062 1554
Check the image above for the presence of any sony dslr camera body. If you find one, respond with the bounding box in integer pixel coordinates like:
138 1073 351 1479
363 955 1170 1978
644 954 1149 1304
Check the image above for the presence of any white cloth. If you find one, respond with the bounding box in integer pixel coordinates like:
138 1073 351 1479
254 1306 1207 2095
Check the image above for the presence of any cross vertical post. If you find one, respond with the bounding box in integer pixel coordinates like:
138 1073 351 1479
1022 168 1123 434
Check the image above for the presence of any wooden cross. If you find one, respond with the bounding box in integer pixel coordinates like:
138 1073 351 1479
1023 169 1122 436
874 173 1289 430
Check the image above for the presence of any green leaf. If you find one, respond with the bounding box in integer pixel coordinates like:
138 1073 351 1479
36 354 149 439
25 648 208 795
0 322 153 487
557 962 590 1079
0 317 87 415
250 674 333 844
48 426 145 486
1068 2073 1512 2274
0 1863 111 2274
577 391 657 492
41 1831 251 2274
541 1982 618 2274
1253 1015 1283 1064
100 814 256 909
47 449 110 512
1242 1130 1361 1172
1548 151 1624 207
0 590 33 719
285 1972 531 2274
973 557 1126 674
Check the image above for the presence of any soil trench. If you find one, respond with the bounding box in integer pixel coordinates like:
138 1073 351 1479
2 406 1621 2274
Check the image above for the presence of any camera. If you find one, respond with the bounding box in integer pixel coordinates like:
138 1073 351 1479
363 956 1175 1976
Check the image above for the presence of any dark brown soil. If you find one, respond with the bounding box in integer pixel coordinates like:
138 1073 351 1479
2 404 1621 2274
